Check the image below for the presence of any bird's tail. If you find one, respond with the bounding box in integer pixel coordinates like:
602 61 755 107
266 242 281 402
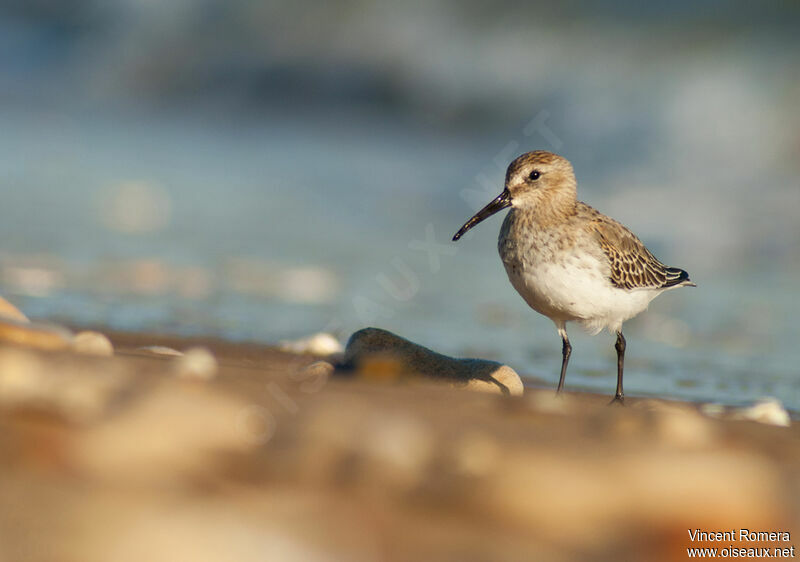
664 267 696 288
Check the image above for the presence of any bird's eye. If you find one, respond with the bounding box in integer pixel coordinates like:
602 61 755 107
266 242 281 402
528 170 541 181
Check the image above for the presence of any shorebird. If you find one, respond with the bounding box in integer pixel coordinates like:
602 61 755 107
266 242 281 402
453 151 694 403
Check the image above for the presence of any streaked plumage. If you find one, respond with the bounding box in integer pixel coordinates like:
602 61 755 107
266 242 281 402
588 205 689 290
453 150 694 402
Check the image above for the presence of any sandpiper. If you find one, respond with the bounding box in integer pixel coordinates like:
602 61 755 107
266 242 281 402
453 151 695 403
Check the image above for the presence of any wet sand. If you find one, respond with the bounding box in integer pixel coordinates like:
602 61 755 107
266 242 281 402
0 328 798 561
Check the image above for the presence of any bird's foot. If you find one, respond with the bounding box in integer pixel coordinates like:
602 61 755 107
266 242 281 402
608 394 625 406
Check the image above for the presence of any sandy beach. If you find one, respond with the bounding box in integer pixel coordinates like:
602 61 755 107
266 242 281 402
0 325 797 561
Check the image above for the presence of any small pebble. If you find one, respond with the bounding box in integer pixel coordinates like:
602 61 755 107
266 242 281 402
173 347 218 380
73 331 114 356
137 346 184 357
0 318 73 350
279 332 343 356
731 398 791 427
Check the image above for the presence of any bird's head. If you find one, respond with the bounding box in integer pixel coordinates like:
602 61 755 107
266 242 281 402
453 151 576 241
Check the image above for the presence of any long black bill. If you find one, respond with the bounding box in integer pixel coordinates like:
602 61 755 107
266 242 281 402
452 189 512 241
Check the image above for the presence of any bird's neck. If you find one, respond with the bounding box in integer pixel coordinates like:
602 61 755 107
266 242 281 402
527 192 577 227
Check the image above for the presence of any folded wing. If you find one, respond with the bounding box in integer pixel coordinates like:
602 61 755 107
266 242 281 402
582 204 694 290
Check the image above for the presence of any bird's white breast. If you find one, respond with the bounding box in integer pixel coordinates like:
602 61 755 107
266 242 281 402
498 211 661 334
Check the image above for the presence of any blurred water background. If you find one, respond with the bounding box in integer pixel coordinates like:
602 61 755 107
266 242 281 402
1 1 799 408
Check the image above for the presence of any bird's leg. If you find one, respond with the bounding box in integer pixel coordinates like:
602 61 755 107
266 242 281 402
610 331 626 404
557 328 571 394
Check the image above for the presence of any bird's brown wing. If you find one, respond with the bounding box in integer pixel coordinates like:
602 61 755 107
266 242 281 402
580 203 688 290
